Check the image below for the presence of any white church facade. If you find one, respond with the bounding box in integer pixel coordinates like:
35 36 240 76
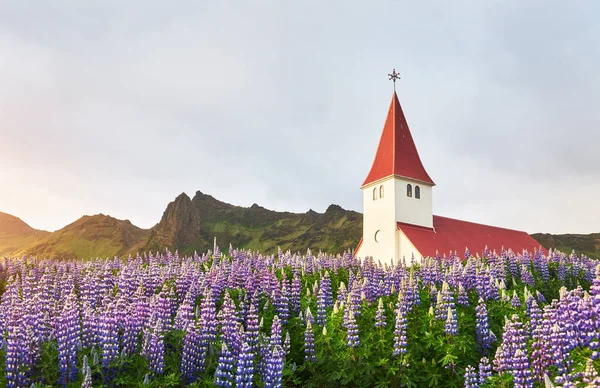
354 91 541 265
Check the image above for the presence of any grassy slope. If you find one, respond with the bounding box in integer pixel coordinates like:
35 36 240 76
0 211 50 257
14 214 150 260
531 233 600 258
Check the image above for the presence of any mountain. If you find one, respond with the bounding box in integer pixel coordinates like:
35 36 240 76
531 233 600 259
144 191 362 255
0 212 50 256
12 214 150 260
2 192 598 259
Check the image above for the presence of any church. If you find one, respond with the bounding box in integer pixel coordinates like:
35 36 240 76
354 87 542 264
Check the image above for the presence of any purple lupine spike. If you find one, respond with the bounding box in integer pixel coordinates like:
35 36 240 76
457 283 469 307
181 321 205 383
444 306 458 336
218 292 239 355
375 298 386 329
98 306 119 372
174 291 195 330
142 317 165 376
476 298 496 355
6 305 29 388
536 290 546 304
199 289 217 346
214 343 234 387
277 281 290 325
344 296 360 348
478 357 492 385
304 321 316 362
316 286 327 326
305 307 315 326
464 365 479 388
264 345 285 388
270 315 282 349
235 341 254 388
511 291 521 308
392 303 407 356
244 302 260 354
290 274 302 314
321 271 333 307
57 289 80 386
494 315 532 387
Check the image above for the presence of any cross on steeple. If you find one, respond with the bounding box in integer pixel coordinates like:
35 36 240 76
388 68 401 91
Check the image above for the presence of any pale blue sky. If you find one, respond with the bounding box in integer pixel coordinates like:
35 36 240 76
1 1 599 234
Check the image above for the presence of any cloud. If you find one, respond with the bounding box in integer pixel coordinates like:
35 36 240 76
0 1 598 234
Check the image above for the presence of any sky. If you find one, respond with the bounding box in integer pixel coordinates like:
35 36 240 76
1 1 599 234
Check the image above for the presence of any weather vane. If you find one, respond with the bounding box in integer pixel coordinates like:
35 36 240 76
388 68 401 91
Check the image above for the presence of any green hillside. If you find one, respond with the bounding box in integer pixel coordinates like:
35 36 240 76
13 214 150 260
531 233 600 259
0 211 50 257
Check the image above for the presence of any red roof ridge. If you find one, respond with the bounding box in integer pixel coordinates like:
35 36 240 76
361 92 435 188
397 221 434 232
432 215 531 235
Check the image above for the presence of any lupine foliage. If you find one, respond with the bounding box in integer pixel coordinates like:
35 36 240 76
0 246 599 387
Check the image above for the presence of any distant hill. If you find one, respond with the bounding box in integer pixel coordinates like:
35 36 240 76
12 214 150 260
531 233 600 259
144 191 362 255
0 211 50 257
1 192 597 259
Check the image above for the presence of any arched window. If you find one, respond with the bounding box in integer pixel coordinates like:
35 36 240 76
407 184 412 197
373 187 377 200
415 185 421 199
379 185 384 198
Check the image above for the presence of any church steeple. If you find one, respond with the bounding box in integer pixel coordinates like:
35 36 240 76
361 91 434 187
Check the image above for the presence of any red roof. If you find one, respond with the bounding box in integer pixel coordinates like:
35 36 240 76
354 237 364 257
398 215 544 258
362 92 435 187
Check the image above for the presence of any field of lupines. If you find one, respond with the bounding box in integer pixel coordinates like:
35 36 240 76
1 245 600 387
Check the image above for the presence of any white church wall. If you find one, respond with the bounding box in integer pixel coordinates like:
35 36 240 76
393 178 433 228
398 228 422 265
359 178 397 265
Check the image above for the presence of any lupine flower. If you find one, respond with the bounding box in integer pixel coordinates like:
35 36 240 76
494 315 532 388
56 290 81 387
344 297 360 348
270 315 282 349
142 318 165 376
181 321 205 383
457 284 469 307
444 306 458 336
244 302 260 354
235 341 254 388
81 364 93 388
6 306 28 388
316 286 327 326
283 332 291 355
264 345 284 388
215 343 234 387
478 357 492 385
304 321 316 362
511 291 521 308
476 298 496 355
464 365 478 388
393 305 407 356
375 298 386 329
